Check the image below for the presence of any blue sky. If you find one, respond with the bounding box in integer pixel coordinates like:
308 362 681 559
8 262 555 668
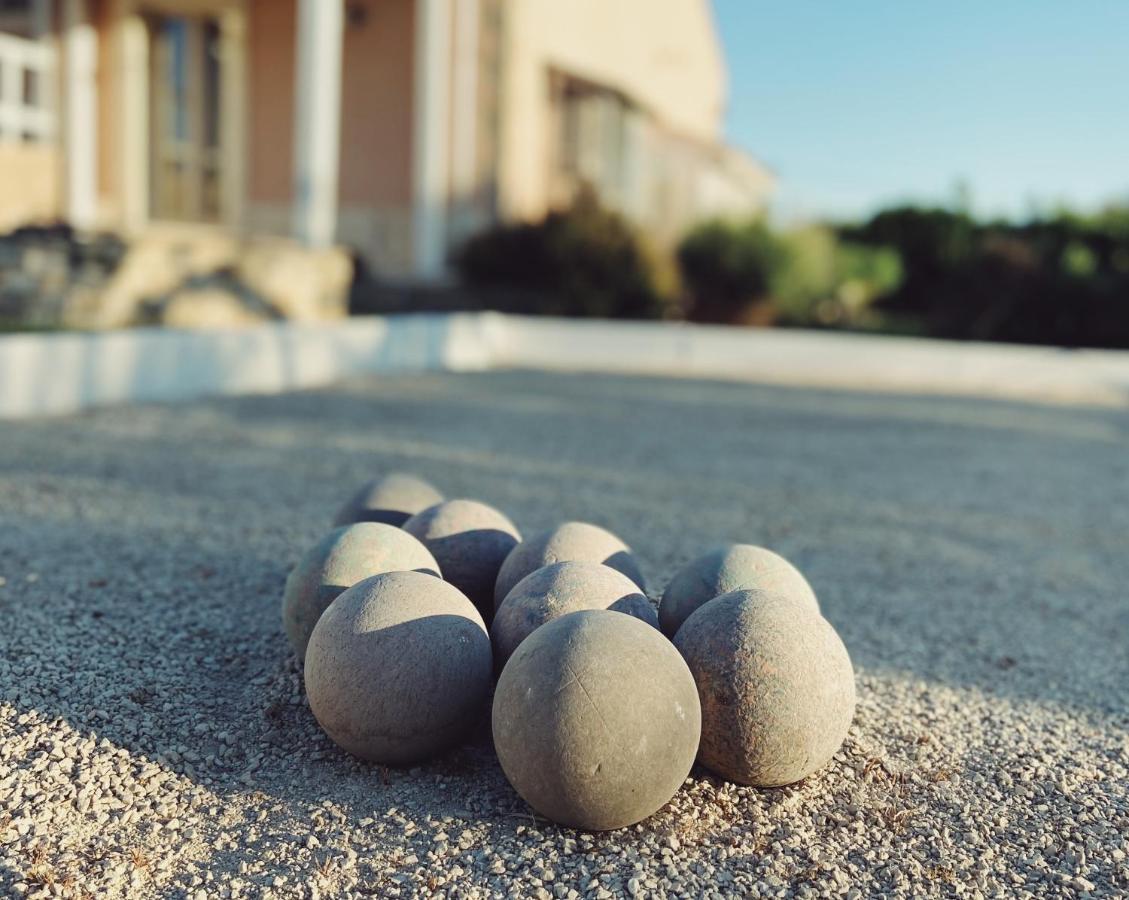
712 0 1129 222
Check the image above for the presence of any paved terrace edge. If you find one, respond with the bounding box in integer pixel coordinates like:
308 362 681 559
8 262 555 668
2 313 1128 418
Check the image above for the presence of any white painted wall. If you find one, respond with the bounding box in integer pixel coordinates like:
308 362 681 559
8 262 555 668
3 315 1129 420
0 316 491 419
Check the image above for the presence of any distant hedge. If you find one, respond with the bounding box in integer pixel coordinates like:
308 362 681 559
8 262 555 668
676 219 901 327
844 205 1129 348
455 193 672 320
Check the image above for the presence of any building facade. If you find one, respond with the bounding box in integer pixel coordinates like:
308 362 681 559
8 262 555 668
0 0 773 282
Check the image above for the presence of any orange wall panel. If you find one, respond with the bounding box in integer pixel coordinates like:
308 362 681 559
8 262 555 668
247 0 296 204
339 0 415 208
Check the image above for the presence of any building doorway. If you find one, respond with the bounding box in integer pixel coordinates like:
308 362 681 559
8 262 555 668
148 13 223 222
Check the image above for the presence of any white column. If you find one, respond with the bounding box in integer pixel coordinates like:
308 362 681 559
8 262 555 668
118 6 148 232
449 0 478 235
412 0 451 280
63 0 98 230
219 7 247 231
292 0 344 248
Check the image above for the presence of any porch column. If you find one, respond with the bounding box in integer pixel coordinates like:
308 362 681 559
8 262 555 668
63 0 98 230
448 0 478 245
412 0 451 279
292 0 344 248
117 5 148 233
219 6 247 231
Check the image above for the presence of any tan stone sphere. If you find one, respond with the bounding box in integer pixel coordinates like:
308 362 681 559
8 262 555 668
494 521 646 610
659 543 818 637
673 589 855 787
493 609 701 831
332 472 443 527
304 571 492 765
281 522 440 661
403 499 521 623
491 560 657 666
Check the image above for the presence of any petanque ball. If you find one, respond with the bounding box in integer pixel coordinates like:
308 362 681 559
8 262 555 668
304 570 492 765
494 521 646 610
673 589 855 787
282 522 440 661
332 472 443 527
659 543 818 637
491 561 658 666
403 499 521 623
493 609 701 831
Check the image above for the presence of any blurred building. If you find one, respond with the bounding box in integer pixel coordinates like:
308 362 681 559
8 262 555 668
0 0 772 283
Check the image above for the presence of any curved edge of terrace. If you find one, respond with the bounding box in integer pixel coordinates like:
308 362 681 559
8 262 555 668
2 312 1129 419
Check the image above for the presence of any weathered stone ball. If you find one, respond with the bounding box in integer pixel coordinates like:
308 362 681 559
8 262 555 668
304 570 492 764
494 521 646 610
659 544 818 637
332 472 443 527
403 499 521 623
673 590 855 787
491 561 658 666
282 523 440 661
493 609 701 831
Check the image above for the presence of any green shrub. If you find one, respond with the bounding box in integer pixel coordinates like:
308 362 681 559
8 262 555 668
455 192 671 319
677 219 902 326
848 202 1129 347
676 218 785 323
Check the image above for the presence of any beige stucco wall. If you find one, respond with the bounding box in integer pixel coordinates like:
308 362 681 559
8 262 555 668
0 143 61 231
498 0 726 221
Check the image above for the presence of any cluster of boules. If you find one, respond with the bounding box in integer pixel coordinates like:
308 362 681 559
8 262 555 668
280 474 856 831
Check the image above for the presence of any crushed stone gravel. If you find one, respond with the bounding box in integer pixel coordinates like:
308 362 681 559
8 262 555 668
1 370 1127 898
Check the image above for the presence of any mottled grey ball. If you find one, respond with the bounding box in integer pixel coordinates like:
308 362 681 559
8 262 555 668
332 472 443 527
403 499 521 623
304 571 492 765
673 589 855 787
659 544 818 637
493 610 701 831
494 521 646 609
281 523 440 661
491 561 658 666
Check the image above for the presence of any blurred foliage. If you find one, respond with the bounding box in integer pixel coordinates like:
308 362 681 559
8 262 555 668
454 185 1129 349
675 219 784 323
676 219 902 326
455 191 673 320
844 203 1129 348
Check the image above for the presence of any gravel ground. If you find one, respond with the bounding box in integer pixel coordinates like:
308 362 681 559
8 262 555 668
1 370 1127 899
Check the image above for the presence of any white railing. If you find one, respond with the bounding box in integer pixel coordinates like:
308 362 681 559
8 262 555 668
0 31 55 142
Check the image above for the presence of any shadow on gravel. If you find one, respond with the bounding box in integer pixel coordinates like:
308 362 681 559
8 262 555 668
1 369 1127 886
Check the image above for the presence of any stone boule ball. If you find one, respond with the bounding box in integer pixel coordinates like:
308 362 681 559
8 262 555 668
332 472 443 527
659 543 818 637
282 522 440 661
305 570 492 764
673 589 855 787
493 609 700 831
403 499 521 623
492 561 658 666
494 521 646 609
